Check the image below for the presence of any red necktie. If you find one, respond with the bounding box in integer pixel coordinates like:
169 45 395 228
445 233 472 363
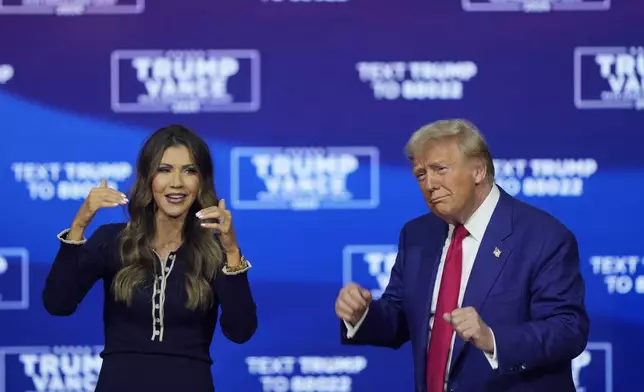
426 225 469 392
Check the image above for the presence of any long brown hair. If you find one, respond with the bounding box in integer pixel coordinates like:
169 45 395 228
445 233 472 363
112 125 223 310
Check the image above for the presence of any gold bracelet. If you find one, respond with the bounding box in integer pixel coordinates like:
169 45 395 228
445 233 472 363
225 255 249 272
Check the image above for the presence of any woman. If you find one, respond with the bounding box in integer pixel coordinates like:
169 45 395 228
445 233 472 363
42 125 257 392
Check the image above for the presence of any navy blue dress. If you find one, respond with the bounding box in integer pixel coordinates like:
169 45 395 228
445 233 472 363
42 223 257 392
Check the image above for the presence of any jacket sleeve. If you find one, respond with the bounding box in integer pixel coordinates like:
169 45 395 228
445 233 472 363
42 225 111 316
341 226 410 349
492 229 590 375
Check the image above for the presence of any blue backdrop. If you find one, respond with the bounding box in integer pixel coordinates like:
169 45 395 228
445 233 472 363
1 1 643 391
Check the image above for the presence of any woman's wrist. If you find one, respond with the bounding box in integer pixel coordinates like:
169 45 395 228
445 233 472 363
225 248 242 267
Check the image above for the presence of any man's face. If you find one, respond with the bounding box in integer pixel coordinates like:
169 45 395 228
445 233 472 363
412 138 483 224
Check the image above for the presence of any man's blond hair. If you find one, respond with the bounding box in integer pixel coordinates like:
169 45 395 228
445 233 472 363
405 119 495 183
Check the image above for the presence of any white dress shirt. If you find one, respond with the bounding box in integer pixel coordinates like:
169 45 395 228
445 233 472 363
344 185 501 388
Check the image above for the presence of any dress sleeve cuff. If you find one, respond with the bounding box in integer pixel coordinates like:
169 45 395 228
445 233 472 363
222 257 252 275
57 228 87 245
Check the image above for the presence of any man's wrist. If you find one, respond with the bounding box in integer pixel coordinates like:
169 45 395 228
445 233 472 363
484 327 496 354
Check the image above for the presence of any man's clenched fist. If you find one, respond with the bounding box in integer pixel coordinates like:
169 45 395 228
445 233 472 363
335 282 372 325
443 306 495 354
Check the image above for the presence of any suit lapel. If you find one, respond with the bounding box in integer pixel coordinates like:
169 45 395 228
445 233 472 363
448 189 515 372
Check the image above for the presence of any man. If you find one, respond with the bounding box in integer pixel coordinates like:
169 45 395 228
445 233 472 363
335 119 589 392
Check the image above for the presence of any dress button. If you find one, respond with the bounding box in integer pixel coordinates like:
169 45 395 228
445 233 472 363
155 304 160 309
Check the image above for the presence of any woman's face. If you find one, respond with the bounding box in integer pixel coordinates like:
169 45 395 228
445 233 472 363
151 145 201 219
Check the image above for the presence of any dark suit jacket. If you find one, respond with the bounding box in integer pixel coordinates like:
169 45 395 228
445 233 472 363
341 188 590 392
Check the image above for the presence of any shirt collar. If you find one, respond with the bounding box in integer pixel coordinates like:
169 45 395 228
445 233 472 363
450 184 500 243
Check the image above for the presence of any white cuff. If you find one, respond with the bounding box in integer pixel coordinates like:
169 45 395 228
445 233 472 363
483 328 498 370
57 228 87 245
344 307 369 339
222 258 252 275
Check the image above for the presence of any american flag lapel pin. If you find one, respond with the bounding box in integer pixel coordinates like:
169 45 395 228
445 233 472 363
493 247 501 258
